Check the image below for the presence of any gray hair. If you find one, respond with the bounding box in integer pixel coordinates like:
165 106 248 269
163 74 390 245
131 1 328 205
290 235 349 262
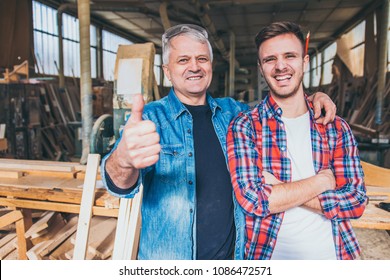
162 24 213 64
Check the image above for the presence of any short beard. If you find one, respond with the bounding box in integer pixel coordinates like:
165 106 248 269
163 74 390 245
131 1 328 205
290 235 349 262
270 83 301 99
264 71 303 99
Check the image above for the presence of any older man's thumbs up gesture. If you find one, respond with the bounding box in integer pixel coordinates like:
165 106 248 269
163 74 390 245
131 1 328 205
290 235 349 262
106 94 160 188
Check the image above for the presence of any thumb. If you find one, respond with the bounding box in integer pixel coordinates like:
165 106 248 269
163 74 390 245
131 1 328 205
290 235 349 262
128 94 144 124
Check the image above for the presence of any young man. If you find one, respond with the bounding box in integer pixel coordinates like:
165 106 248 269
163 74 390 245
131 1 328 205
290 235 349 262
227 21 367 260
102 24 337 260
227 22 367 259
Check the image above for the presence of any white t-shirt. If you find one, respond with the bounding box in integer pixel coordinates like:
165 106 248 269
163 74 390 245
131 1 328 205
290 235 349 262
271 112 337 260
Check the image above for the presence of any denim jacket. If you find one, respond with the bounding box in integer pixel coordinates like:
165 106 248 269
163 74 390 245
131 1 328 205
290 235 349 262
101 89 249 260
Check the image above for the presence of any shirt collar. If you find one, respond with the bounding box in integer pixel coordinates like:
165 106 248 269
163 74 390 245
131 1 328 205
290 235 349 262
167 88 220 119
263 93 316 120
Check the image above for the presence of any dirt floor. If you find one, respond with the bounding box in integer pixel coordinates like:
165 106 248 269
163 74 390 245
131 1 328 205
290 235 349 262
355 228 390 260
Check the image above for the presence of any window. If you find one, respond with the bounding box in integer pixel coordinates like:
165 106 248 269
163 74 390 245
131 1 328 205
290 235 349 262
310 52 322 87
62 14 98 78
102 30 133 81
153 54 172 87
322 42 337 85
33 1 97 78
303 60 311 88
337 20 366 77
33 1 59 75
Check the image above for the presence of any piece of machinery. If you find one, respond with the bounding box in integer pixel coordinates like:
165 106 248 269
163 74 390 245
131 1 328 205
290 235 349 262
90 43 157 156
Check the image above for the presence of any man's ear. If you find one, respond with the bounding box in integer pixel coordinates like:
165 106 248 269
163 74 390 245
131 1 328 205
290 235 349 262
162 64 171 81
303 54 310 72
258 60 264 77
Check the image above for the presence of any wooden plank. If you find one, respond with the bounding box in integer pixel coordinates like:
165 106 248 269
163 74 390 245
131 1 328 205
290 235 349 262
38 216 78 258
0 233 16 248
352 203 390 230
91 228 116 259
112 198 133 259
24 211 56 239
49 232 76 260
24 170 76 178
367 185 390 196
0 236 16 259
112 184 143 260
26 240 51 260
4 248 18 260
0 210 23 228
0 170 23 179
361 161 390 188
0 159 77 172
29 214 66 245
71 217 116 259
0 123 5 139
0 183 119 208
0 138 7 151
73 154 101 260
15 213 28 260
0 197 118 217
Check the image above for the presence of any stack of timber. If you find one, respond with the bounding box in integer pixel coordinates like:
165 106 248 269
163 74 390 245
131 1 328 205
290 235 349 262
0 158 119 260
326 72 390 142
39 82 80 160
0 80 113 161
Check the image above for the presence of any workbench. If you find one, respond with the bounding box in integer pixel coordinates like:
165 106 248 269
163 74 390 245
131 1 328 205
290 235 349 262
0 159 119 217
351 161 390 230
0 158 119 259
351 185 390 230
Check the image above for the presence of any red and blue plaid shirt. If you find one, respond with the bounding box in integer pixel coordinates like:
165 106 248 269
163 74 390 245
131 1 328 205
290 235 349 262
227 94 367 260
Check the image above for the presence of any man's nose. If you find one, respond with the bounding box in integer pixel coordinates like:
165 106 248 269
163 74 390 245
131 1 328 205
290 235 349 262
275 59 287 70
188 59 200 71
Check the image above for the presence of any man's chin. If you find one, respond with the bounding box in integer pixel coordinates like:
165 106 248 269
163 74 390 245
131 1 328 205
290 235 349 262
271 90 296 99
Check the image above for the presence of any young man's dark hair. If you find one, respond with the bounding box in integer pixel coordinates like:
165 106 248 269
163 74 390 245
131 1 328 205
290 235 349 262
255 21 306 54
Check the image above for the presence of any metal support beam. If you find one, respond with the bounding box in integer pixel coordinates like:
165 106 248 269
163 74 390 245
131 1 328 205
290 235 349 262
78 0 93 164
229 31 235 97
375 0 389 125
159 1 171 31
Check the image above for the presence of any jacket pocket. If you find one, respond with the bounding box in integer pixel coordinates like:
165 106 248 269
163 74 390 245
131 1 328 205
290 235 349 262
159 144 185 184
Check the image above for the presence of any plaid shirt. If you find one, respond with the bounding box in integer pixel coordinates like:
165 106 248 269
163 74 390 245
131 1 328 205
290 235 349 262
227 94 367 260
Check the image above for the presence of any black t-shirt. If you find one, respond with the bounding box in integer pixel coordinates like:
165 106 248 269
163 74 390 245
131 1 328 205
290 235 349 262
185 104 235 260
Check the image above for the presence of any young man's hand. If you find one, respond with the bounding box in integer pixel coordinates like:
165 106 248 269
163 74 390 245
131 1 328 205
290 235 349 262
308 92 337 125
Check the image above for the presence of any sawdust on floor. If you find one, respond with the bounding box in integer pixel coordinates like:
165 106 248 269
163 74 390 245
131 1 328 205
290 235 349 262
354 228 390 260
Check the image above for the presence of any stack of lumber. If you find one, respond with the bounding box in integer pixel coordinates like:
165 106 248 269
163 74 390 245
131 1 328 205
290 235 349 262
0 211 117 260
38 83 80 160
326 73 390 140
0 158 120 260
351 161 390 230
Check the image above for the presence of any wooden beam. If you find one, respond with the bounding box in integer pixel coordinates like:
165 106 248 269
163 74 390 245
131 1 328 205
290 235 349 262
0 185 119 208
0 210 28 260
361 161 390 188
24 211 56 239
0 197 118 217
0 159 77 172
112 184 143 260
0 210 23 228
73 154 101 260
0 171 23 179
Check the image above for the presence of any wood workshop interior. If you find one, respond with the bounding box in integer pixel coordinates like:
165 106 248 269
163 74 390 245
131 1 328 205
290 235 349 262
0 0 389 260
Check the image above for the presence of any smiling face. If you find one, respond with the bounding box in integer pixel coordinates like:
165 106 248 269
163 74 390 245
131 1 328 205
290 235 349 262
162 35 213 105
258 33 309 100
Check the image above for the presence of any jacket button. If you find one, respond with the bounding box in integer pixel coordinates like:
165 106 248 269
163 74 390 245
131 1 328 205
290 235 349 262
187 129 191 134
188 152 193 157
188 180 193 185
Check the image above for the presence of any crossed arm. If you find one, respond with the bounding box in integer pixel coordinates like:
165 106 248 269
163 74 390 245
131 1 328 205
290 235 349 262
227 114 367 220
